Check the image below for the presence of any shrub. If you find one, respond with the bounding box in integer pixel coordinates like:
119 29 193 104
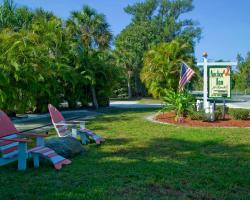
214 110 222 120
161 90 194 121
188 105 228 121
229 108 250 120
216 105 229 114
188 110 204 120
214 106 229 120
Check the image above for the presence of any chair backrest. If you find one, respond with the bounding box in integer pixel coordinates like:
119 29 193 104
0 111 19 158
48 104 71 137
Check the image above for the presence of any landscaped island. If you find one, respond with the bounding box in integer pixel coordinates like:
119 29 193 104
156 110 250 127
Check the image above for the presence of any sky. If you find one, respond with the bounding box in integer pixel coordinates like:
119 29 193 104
3 0 250 62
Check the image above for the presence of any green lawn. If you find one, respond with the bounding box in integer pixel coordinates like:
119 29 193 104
1 108 250 200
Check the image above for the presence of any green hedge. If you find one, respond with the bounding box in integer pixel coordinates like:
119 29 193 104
188 106 229 121
229 108 250 120
214 106 229 120
188 110 205 120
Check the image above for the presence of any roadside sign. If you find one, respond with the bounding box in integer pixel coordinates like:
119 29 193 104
208 66 231 98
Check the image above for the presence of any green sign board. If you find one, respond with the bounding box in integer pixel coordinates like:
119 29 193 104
208 66 231 98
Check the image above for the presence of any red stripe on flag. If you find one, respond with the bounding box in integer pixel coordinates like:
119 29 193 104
180 70 194 87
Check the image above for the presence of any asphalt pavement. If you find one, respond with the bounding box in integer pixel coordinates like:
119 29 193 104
14 110 99 133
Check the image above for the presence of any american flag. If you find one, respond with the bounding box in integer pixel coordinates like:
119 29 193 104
179 62 195 91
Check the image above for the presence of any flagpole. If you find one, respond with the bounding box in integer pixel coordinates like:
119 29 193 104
203 52 208 110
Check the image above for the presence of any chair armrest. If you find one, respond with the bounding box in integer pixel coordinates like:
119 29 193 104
55 121 84 125
70 120 86 123
0 138 32 143
18 132 48 137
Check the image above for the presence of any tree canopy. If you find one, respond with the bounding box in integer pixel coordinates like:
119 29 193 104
115 0 201 98
0 0 204 114
235 53 250 92
0 0 120 114
141 39 196 97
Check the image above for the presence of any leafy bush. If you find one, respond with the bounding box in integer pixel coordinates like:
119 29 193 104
216 105 229 114
214 110 222 120
141 40 196 98
0 2 119 113
229 108 249 120
161 90 194 121
188 105 229 121
188 110 204 120
213 106 229 120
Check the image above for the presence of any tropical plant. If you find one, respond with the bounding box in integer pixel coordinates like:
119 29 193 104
234 53 250 93
114 0 201 98
67 5 113 109
161 89 194 121
0 0 34 30
0 1 118 114
141 39 196 97
115 21 157 97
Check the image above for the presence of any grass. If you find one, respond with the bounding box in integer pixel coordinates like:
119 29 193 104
1 108 250 199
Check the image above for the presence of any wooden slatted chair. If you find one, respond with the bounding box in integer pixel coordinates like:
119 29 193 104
48 104 105 145
0 110 71 170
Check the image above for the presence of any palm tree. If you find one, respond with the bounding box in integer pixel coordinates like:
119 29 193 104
141 39 195 97
114 48 134 99
67 6 112 109
0 0 34 30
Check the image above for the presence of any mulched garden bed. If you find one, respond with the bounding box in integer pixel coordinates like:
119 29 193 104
155 112 250 127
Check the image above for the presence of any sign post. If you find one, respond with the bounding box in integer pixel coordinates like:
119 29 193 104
203 53 208 110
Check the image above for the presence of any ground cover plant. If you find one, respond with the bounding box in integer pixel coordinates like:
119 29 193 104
0 108 250 199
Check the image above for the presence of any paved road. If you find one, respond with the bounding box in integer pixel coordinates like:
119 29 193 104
14 110 99 133
110 100 250 109
226 102 250 109
110 101 162 109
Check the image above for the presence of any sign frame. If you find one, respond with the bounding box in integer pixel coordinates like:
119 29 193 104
207 66 232 99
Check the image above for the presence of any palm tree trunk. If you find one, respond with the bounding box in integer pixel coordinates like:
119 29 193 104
91 85 99 109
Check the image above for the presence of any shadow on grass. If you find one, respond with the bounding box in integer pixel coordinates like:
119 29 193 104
89 138 250 199
1 137 249 199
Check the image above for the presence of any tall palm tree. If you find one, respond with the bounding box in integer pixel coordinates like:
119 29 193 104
67 5 112 109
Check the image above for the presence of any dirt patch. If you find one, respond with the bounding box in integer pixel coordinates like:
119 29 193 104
156 112 250 128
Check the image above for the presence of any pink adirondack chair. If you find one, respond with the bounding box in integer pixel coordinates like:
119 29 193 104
48 104 105 144
0 110 71 170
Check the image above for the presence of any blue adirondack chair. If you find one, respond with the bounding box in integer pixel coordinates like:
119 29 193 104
0 110 71 170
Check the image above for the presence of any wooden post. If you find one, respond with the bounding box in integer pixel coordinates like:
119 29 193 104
79 133 89 145
36 137 44 146
33 154 40 168
18 142 27 171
